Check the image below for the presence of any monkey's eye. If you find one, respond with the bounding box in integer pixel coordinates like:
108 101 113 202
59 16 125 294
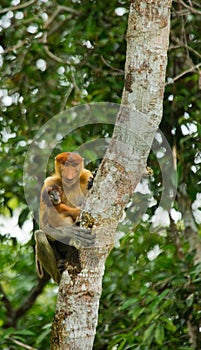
49 194 54 200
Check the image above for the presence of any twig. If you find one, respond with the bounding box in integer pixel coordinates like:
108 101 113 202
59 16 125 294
2 39 29 54
42 5 80 64
172 8 189 16
187 45 201 60
60 85 74 112
53 5 81 18
193 1 201 9
1 2 80 64
169 44 201 61
178 0 201 15
10 338 38 350
44 45 68 63
100 55 124 73
166 62 201 85
43 5 80 30
0 0 36 14
71 70 82 94
44 7 61 29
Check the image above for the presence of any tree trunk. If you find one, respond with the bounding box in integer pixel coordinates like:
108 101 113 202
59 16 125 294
50 1 172 349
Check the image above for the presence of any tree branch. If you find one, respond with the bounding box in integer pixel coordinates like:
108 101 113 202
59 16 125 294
59 85 74 112
1 275 49 327
100 55 124 73
14 274 50 322
169 44 201 61
178 0 201 15
0 0 36 14
1 3 80 63
2 39 29 55
166 62 201 85
10 338 38 350
44 5 81 29
43 45 68 63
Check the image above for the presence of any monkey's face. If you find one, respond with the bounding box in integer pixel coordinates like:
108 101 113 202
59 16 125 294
60 161 82 187
42 185 62 206
55 152 83 187
48 189 62 205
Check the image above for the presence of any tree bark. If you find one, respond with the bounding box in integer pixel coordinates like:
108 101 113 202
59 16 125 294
50 1 173 349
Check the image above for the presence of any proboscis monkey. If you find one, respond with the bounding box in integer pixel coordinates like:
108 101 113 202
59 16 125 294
35 152 94 283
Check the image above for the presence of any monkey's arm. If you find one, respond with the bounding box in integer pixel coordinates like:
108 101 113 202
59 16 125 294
43 224 95 249
35 225 95 283
56 203 80 220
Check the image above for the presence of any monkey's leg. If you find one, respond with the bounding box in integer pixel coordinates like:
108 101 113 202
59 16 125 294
34 230 61 284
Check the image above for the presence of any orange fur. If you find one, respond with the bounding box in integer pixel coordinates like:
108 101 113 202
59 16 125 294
40 152 93 229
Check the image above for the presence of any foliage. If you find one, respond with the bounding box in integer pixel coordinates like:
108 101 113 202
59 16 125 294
95 223 201 349
0 0 201 349
0 234 57 349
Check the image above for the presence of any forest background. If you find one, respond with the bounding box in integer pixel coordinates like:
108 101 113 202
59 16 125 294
0 0 201 349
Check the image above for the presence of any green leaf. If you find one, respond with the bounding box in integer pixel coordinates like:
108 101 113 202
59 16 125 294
161 317 176 333
186 293 194 307
145 311 159 324
143 323 155 343
118 338 127 350
121 298 139 310
154 323 165 345
131 307 145 322
0 327 15 339
13 330 35 336
36 327 51 345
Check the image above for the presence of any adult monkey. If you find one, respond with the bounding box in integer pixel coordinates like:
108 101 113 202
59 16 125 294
35 152 94 284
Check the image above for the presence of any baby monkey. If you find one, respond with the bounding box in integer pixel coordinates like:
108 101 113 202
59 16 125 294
42 184 80 227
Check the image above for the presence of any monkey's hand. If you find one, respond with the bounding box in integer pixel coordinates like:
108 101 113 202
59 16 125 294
87 176 94 190
87 168 99 190
43 224 95 249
